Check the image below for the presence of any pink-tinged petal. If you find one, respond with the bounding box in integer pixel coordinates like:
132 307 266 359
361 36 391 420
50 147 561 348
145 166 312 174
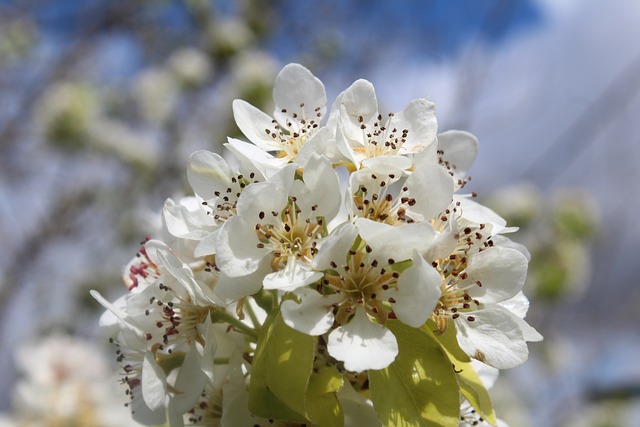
232 99 282 151
273 63 326 132
455 305 529 369
464 247 528 304
281 288 341 336
186 150 233 200
437 130 478 180
390 252 441 328
327 310 398 372
404 163 454 221
262 259 323 292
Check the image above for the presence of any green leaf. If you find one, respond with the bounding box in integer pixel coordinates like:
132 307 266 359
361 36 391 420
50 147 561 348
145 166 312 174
424 319 497 426
369 320 460 427
248 309 312 423
306 366 345 427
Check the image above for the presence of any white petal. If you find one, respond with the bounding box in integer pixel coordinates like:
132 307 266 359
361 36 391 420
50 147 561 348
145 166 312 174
355 218 436 262
492 235 531 262
273 63 326 132
338 381 383 427
163 198 211 240
391 98 437 154
263 259 323 292
142 351 168 411
281 288 340 336
225 137 288 176
232 99 282 151
171 344 208 413
90 290 145 339
498 291 530 318
456 196 509 236
464 247 528 304
390 252 441 327
360 154 413 171
294 154 341 219
295 126 344 165
328 310 398 372
215 216 266 277
312 222 359 271
200 316 218 383
437 130 478 180
455 305 529 369
193 230 219 257
336 79 379 143
187 150 233 200
214 259 271 302
404 162 454 221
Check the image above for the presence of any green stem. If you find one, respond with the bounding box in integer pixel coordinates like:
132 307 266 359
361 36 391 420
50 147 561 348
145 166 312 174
210 310 258 341
245 298 261 330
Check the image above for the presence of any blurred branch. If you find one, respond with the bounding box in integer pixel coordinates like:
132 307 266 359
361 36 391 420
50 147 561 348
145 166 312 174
518 51 640 187
0 188 97 341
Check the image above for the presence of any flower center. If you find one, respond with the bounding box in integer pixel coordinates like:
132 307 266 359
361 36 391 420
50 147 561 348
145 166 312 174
255 200 324 271
323 249 400 325
263 103 323 162
202 172 258 223
353 177 417 225
353 113 409 160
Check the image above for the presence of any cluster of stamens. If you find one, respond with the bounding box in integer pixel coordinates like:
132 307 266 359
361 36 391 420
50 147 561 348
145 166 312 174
355 113 409 159
437 148 472 189
110 337 144 412
263 102 323 161
144 283 211 350
353 174 417 225
186 384 223 426
254 198 324 271
126 237 159 291
322 247 401 325
201 172 259 223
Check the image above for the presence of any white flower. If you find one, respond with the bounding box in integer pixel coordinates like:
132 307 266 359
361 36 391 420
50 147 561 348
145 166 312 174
431 242 542 369
215 154 340 298
347 155 454 225
5 334 135 427
230 63 329 169
281 220 442 372
331 78 437 170
163 149 266 257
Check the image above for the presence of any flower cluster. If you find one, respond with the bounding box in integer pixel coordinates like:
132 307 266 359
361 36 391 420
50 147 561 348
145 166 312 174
94 64 541 426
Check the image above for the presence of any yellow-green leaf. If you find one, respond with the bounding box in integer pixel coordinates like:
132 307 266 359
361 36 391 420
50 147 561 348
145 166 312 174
369 320 460 427
424 319 497 426
248 309 312 423
306 366 345 427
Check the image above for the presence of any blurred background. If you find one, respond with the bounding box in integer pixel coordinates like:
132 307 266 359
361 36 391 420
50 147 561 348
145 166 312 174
0 0 639 425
